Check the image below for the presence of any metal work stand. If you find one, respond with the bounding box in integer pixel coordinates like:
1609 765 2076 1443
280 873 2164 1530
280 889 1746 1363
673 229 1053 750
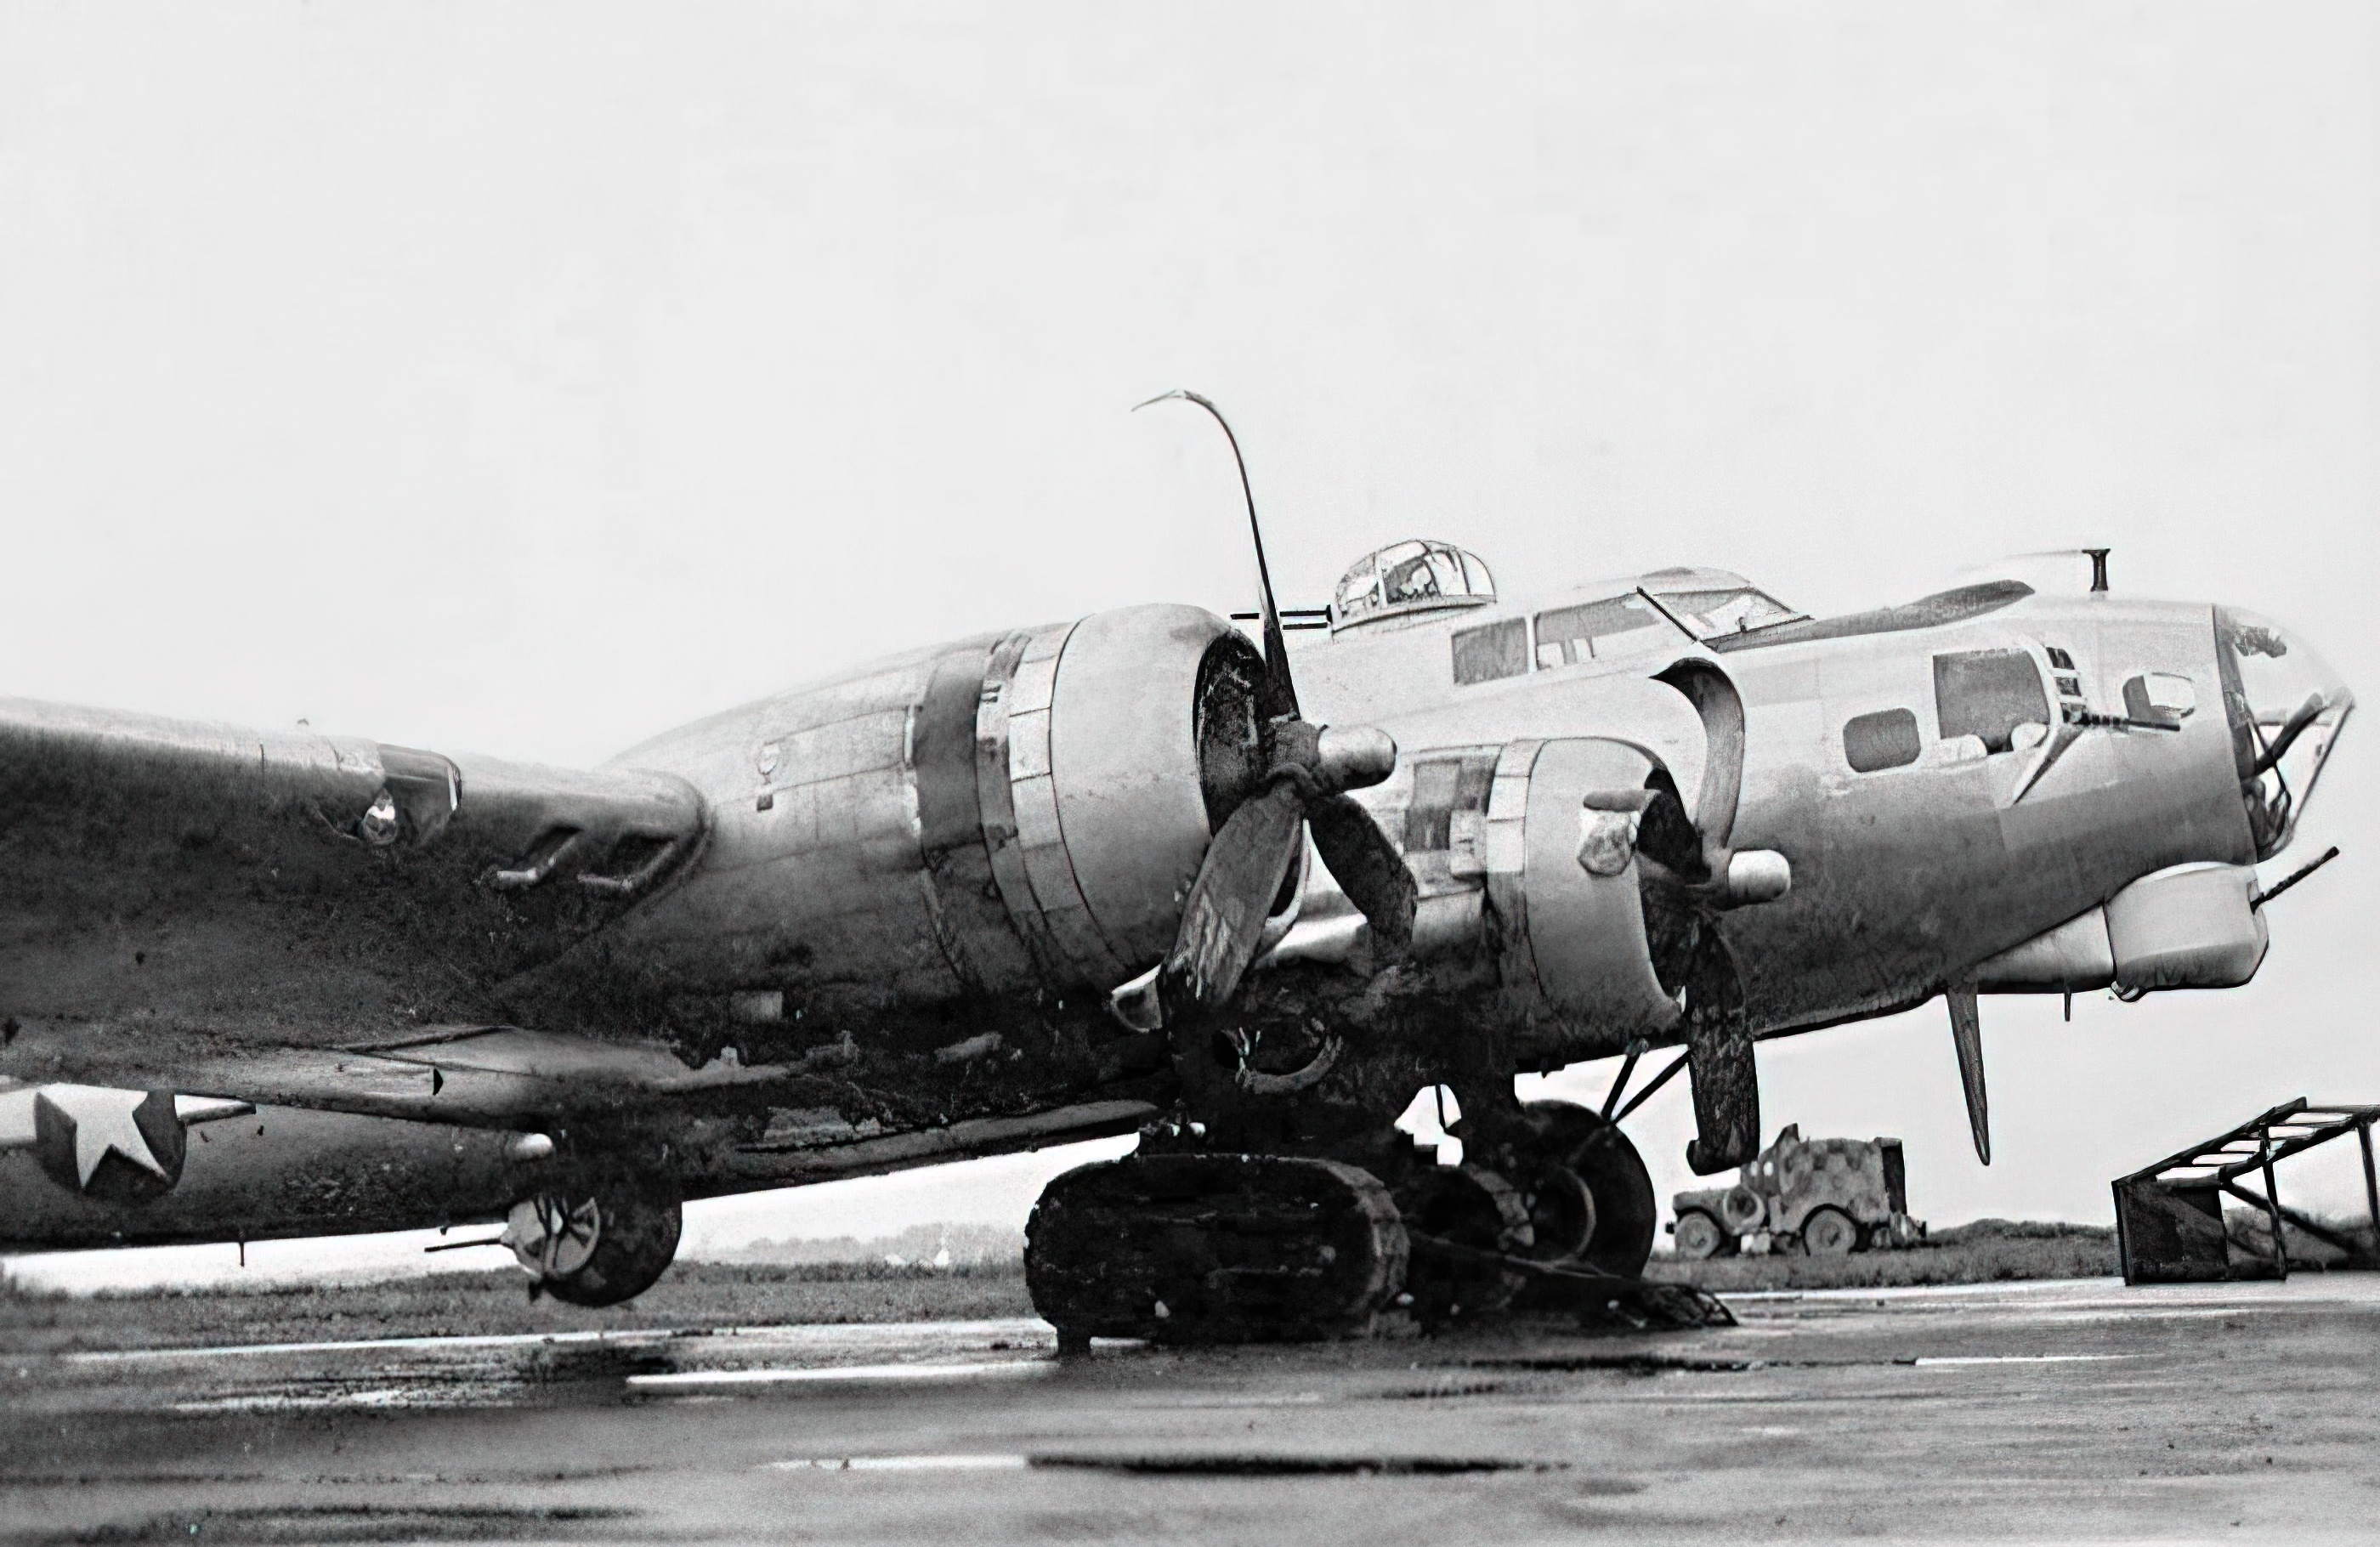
2111 1098 2380 1284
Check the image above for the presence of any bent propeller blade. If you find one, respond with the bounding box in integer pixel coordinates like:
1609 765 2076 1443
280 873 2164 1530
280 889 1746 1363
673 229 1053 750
1135 388 1300 721
1946 988 1991 1165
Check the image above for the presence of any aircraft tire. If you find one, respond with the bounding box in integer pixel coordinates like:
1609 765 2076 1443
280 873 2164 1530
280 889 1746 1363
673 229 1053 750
1025 1152 1408 1346
508 1180 683 1307
1516 1164 1596 1262
1517 1100 1658 1278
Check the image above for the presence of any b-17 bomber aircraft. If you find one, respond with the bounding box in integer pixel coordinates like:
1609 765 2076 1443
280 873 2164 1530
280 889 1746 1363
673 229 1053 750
0 403 2353 1340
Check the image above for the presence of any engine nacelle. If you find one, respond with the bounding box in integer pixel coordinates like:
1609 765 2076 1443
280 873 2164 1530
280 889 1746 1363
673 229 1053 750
607 604 1264 1010
1481 738 1688 1063
1266 735 1697 1064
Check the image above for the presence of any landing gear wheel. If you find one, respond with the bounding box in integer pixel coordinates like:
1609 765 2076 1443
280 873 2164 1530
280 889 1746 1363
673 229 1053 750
1799 1206 1858 1259
1398 1164 1533 1328
503 1179 683 1307
1520 1100 1658 1278
1517 1165 1595 1262
1673 1209 1732 1261
1025 1153 1408 1346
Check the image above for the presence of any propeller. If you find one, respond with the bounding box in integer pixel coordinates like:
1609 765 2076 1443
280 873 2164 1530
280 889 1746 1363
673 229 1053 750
1625 670 1790 1177
1134 391 1417 1027
1629 774 1760 1173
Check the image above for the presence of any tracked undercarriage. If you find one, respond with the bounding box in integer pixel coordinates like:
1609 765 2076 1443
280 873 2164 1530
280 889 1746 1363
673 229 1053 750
1023 969 1732 1346
1023 1117 1730 1346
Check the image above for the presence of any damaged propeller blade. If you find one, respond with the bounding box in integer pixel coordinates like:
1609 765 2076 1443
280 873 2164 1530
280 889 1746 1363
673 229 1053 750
1136 390 1416 1023
1631 766 1788 1175
1135 388 1300 722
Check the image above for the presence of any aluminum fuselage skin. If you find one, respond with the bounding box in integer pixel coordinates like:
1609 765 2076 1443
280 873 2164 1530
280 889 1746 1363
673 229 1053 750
0 572 2337 1255
1301 587 2257 1052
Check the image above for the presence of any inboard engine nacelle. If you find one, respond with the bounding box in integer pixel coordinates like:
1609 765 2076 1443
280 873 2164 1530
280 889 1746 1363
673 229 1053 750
606 604 1272 1010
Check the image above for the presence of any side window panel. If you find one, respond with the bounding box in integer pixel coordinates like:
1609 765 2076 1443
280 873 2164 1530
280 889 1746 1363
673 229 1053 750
1533 596 1662 667
1452 618 1529 685
1844 708 1922 772
1933 649 2049 754
2124 672 2196 723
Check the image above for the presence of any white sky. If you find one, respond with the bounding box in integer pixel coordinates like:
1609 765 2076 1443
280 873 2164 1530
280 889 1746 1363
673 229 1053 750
3 3 2374 1291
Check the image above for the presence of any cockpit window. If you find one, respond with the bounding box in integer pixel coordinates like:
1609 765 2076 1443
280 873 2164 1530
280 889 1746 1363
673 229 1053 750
1647 586 1805 640
1844 708 1922 772
1451 618 1528 686
1534 596 1665 667
1934 649 2049 755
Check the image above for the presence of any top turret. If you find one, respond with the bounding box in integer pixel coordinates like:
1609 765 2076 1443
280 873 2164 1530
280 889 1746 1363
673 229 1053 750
1330 539 1497 632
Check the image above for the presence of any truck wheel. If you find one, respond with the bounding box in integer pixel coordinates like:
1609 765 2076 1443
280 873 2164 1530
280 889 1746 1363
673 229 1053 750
1673 1210 1732 1261
1799 1205 1857 1259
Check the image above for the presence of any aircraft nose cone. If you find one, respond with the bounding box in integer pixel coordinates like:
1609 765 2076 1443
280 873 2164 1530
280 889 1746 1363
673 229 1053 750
2217 606 2354 858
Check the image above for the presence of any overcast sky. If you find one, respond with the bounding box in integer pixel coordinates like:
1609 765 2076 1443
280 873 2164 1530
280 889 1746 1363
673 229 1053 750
4 3 2373 1289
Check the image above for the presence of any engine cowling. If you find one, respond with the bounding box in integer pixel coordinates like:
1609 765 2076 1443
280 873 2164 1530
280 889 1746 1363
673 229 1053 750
605 604 1265 1012
1481 738 1689 1062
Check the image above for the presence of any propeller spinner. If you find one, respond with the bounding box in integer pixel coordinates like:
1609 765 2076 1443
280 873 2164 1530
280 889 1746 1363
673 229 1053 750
1134 391 1418 1022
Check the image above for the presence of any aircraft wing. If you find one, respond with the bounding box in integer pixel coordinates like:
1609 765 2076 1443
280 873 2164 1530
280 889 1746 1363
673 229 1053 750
1 1019 797 1130
0 696 706 1054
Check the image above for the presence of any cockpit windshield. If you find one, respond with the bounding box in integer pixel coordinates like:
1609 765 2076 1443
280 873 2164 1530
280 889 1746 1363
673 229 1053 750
1645 586 1806 640
2215 606 2353 859
1332 540 1497 631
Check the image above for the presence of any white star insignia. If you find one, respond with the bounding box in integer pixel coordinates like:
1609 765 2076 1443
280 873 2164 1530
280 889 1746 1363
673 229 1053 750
38 1085 171 1186
1 1085 254 1193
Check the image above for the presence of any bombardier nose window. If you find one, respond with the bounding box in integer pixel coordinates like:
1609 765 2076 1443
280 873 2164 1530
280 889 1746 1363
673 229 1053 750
1645 586 1805 639
2216 606 2354 858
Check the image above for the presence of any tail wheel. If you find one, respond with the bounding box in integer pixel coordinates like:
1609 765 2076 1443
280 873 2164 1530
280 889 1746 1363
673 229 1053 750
1521 1100 1658 1278
1398 1164 1533 1327
503 1178 683 1307
1672 1209 1731 1261
1799 1205 1859 1259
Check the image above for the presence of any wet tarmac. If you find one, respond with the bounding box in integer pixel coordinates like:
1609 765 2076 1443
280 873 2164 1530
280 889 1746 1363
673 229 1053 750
4 1277 2376 1544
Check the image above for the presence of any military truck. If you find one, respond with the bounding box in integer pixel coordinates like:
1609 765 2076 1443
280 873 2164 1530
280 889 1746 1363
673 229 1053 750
1668 1125 1925 1258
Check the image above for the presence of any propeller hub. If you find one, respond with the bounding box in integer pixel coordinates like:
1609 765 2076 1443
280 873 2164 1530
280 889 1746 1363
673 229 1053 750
1721 849 1792 905
1314 726 1397 795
